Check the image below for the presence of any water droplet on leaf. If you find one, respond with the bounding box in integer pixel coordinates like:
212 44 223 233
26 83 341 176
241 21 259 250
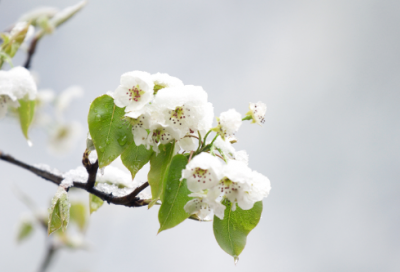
98 145 105 152
118 136 127 146
106 139 111 145
96 114 101 121
234 256 239 265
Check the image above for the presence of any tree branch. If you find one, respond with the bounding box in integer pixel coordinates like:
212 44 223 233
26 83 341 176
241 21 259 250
0 150 150 208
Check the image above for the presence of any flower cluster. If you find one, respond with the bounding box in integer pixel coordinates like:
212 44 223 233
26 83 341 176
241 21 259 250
182 151 271 220
112 71 213 153
111 70 270 220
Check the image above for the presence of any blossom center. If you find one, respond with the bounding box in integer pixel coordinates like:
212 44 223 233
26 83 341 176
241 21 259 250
150 128 171 144
191 167 213 184
217 177 240 196
126 85 145 102
127 115 146 129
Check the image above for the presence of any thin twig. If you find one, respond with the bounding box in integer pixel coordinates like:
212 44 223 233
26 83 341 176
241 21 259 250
0 151 150 208
188 151 194 163
185 134 200 141
37 242 58 272
23 35 40 69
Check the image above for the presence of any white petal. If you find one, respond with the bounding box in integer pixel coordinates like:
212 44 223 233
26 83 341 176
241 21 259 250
234 150 249 165
120 71 152 88
223 159 252 184
184 199 202 215
210 201 226 220
113 85 130 108
249 101 267 125
133 127 148 146
219 108 242 135
178 136 198 151
151 73 184 89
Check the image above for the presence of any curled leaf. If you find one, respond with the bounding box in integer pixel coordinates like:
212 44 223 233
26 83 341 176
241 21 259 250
48 187 70 235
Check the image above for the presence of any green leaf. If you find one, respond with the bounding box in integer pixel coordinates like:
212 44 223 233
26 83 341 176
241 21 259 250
121 140 153 180
147 142 175 207
16 220 34 243
88 95 133 168
89 194 104 214
17 96 35 142
70 202 87 232
0 22 29 68
48 187 70 235
213 200 263 259
158 154 191 233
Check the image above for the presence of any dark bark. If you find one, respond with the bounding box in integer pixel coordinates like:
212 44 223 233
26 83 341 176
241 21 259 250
0 150 150 208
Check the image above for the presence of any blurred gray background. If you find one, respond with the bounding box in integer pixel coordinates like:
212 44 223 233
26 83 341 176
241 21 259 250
1 0 400 271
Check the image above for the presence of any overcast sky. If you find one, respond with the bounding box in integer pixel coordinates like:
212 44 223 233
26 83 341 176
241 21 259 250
0 0 400 271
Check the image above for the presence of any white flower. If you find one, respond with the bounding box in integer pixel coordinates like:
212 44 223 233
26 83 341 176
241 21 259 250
151 85 214 139
151 73 184 94
113 71 154 112
0 66 37 118
213 109 242 140
212 160 271 211
147 123 178 153
125 108 153 146
47 121 82 155
182 152 224 193
0 66 37 101
246 101 267 125
184 191 226 220
238 171 271 210
211 159 252 211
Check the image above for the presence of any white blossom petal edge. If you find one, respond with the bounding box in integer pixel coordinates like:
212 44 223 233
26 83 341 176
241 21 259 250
113 71 154 112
